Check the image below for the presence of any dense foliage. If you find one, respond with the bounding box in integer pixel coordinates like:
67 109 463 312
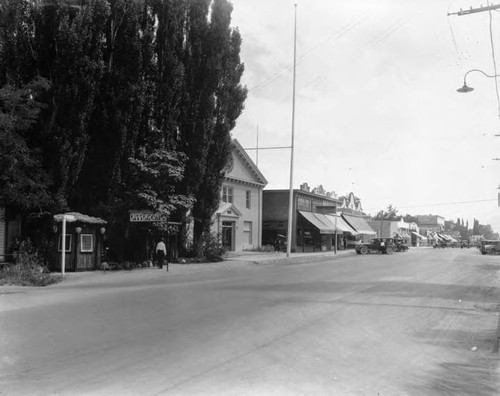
0 0 246 259
0 239 61 286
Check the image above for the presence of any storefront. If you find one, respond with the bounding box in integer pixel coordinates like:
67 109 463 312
342 214 376 244
296 211 358 252
263 186 342 252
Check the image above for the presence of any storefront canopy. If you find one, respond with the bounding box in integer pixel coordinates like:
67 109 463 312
411 231 426 239
324 214 359 235
299 211 358 235
299 211 335 234
342 214 376 235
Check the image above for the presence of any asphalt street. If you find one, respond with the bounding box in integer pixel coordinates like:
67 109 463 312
1 248 499 395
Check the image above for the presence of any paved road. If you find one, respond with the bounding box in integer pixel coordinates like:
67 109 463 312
1 248 499 395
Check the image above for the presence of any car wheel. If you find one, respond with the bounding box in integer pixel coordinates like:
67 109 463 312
359 246 368 255
386 246 394 255
490 249 496 255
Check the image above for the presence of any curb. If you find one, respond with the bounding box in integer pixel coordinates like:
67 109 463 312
227 250 357 266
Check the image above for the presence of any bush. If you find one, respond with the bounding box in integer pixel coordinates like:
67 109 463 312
203 232 225 262
0 240 61 286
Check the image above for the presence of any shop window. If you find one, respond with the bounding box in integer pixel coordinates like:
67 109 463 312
58 234 72 252
80 234 94 252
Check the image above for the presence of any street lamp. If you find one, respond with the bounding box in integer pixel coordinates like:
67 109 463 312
457 69 500 93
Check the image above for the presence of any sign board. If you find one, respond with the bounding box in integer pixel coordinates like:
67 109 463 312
129 211 168 222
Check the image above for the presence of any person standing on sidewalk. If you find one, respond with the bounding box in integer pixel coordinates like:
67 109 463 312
155 237 167 270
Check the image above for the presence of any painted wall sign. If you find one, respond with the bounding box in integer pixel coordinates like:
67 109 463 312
129 211 168 222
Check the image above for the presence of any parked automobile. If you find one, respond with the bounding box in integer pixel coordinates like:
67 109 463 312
480 240 500 255
394 238 409 252
356 238 395 255
433 241 449 249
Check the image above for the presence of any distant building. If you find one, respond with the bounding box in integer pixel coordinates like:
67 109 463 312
211 139 267 252
416 215 445 235
262 185 374 252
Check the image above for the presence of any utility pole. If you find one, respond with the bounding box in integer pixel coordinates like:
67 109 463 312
448 3 500 16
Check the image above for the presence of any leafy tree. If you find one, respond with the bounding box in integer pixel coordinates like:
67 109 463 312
178 0 247 254
473 218 480 235
0 78 52 211
373 204 399 221
0 0 246 260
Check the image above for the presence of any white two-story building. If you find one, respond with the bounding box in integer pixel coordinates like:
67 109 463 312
211 139 268 252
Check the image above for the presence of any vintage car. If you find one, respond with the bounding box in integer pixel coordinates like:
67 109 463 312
356 238 395 255
433 241 449 249
480 240 500 255
393 238 409 252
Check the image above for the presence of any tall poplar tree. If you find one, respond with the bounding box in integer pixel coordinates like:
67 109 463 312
178 0 247 253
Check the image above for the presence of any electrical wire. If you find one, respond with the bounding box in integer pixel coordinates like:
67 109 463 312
488 8 500 118
364 198 497 212
247 11 371 94
447 8 462 66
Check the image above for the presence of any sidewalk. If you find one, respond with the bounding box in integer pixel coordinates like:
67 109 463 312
0 249 357 290
223 248 356 265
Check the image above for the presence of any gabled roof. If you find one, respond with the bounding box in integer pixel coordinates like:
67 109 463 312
230 139 268 186
215 202 242 217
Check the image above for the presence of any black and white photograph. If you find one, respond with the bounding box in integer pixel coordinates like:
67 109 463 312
1 0 500 395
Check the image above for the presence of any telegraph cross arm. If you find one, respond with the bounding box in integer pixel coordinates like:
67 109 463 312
448 4 500 16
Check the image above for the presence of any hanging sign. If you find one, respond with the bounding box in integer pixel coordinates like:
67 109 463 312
129 211 168 222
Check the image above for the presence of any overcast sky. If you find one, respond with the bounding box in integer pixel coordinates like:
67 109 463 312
229 0 500 232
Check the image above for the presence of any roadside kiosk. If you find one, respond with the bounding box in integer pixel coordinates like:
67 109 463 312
53 212 107 272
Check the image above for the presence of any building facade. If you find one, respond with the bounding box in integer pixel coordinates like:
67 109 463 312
211 139 267 252
262 184 374 252
417 215 445 235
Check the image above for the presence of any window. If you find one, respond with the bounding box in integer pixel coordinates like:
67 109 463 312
80 234 94 252
246 190 251 209
222 186 233 203
58 234 72 252
243 221 252 245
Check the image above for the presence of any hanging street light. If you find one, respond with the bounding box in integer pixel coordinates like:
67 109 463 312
457 69 500 93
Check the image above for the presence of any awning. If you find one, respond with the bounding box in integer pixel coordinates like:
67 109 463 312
428 233 439 240
299 211 335 234
411 231 426 239
342 214 376 235
298 211 359 235
324 214 359 235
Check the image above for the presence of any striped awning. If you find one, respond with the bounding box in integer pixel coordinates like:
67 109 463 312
342 214 376 235
299 211 335 234
299 211 358 235
324 214 359 235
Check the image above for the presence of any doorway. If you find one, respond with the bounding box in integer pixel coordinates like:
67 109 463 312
222 221 234 251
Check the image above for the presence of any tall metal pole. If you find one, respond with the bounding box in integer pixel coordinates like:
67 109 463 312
61 217 67 275
286 4 297 258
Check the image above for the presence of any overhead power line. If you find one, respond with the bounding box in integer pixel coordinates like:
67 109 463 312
364 198 497 212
